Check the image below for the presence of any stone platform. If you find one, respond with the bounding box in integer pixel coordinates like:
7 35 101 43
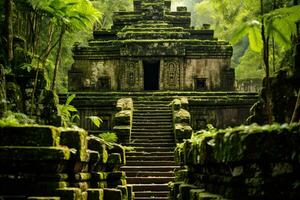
59 91 258 133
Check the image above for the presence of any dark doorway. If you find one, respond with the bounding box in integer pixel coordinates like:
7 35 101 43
143 60 160 90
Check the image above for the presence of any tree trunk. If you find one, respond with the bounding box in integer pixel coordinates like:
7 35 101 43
51 27 65 91
261 0 274 123
291 89 300 123
0 64 7 117
4 0 14 64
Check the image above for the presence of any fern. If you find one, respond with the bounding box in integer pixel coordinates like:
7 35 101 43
86 116 103 128
0 111 36 127
98 132 118 143
57 94 79 127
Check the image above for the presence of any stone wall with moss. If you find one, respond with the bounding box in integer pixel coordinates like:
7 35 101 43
170 123 300 200
69 0 234 92
0 125 133 200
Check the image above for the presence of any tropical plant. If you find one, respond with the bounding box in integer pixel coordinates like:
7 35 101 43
86 115 103 128
98 132 118 143
0 111 36 127
26 0 101 91
56 94 79 127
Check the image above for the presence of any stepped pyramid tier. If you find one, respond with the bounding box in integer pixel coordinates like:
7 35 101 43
69 0 234 92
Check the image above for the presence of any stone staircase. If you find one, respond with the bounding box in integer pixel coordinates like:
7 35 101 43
121 100 178 200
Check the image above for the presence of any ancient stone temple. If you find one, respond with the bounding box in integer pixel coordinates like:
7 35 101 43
69 0 234 92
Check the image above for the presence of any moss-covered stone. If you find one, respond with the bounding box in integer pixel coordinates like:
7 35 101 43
87 189 104 200
27 197 60 200
107 153 122 165
60 128 88 162
117 185 128 200
0 125 60 147
174 109 191 124
56 188 82 200
103 188 122 200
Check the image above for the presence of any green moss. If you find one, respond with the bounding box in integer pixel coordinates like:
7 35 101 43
59 128 88 162
0 146 70 161
87 189 104 200
0 125 60 147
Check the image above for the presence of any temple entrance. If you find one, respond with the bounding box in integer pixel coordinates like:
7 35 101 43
143 60 160 90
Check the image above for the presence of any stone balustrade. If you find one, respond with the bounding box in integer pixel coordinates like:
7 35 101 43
171 97 193 143
0 125 133 200
170 123 300 200
113 98 133 143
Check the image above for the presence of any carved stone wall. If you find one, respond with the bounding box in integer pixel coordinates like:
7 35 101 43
69 59 120 92
161 58 183 90
120 59 143 91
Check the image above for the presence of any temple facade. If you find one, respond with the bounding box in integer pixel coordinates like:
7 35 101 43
69 0 234 92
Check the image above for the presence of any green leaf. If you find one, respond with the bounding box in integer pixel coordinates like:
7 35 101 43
230 22 250 45
66 94 76 105
87 116 103 128
248 25 263 52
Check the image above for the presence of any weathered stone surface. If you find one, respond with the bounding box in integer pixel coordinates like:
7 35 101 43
103 188 122 200
0 126 60 147
27 197 60 200
173 123 300 200
56 188 82 200
0 146 70 161
87 189 104 200
69 0 234 92
60 128 88 162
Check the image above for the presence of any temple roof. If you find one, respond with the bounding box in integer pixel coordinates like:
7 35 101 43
73 0 232 59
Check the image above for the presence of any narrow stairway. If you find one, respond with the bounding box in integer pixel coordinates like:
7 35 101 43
121 100 178 200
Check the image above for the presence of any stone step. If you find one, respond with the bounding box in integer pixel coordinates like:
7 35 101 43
134 113 172 116
125 171 174 177
126 156 174 162
132 128 173 132
131 135 174 140
135 197 169 200
131 133 173 137
126 155 174 161
131 183 169 191
126 161 176 166
134 191 170 198
133 147 175 152
121 166 179 172
134 106 170 109
133 122 172 125
132 126 173 129
133 116 172 120
134 110 172 114
127 177 174 184
126 152 174 157
133 119 172 122
125 143 175 147
131 139 175 143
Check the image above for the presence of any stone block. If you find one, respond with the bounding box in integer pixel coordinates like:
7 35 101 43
108 144 126 165
107 153 122 165
0 146 70 173
126 185 133 200
90 181 107 189
60 128 88 162
0 126 60 147
117 185 128 200
190 189 224 200
174 124 192 143
56 188 82 200
103 188 122 200
179 184 197 200
107 171 126 182
88 136 108 164
91 172 107 181
115 110 132 126
113 126 131 143
27 197 60 200
87 189 104 200
172 99 181 111
73 173 91 182
174 109 191 124
116 98 133 111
